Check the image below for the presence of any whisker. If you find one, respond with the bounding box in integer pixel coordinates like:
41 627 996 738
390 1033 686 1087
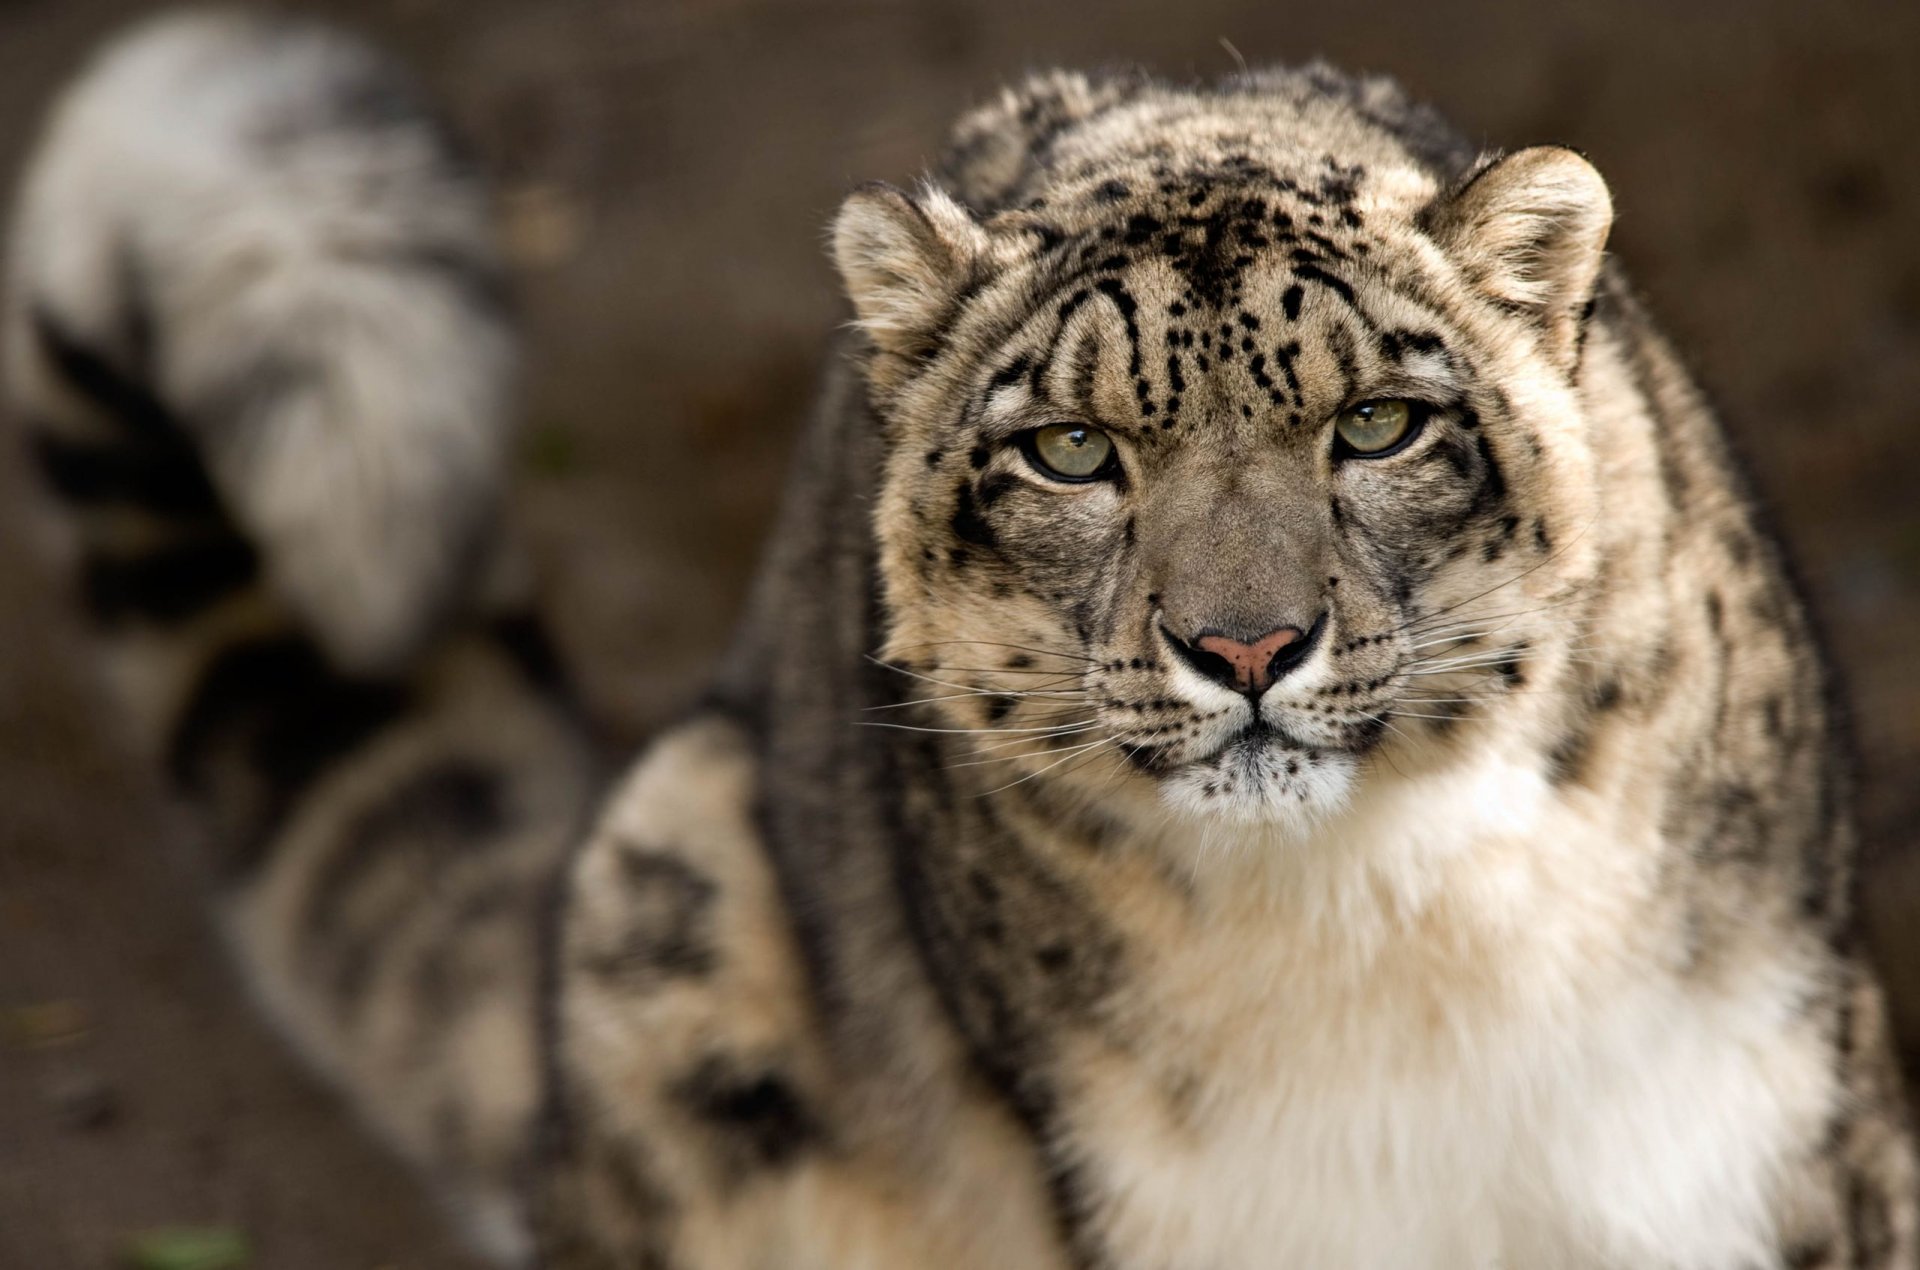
912 664 1092 678
865 686 1088 711
968 721 1103 747
891 639 1099 664
857 719 1107 736
977 736 1118 796
946 727 1108 768
1403 599 1585 644
1392 518 1599 633
864 658 1031 699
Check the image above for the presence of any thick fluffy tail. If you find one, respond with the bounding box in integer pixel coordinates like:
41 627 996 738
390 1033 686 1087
5 12 600 1262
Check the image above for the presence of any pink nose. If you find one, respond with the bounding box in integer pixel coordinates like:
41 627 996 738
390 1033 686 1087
1194 626 1307 695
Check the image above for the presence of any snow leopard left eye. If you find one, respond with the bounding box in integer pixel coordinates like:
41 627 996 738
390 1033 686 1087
1333 399 1428 458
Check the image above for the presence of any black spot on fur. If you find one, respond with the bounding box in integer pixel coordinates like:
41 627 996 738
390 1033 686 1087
1292 262 1355 307
584 845 721 985
978 472 1018 507
489 612 578 704
951 481 997 549
671 1056 820 1177
1035 943 1074 973
168 635 411 878
1469 433 1508 513
28 431 220 517
1546 726 1595 788
31 305 177 441
81 536 259 626
988 355 1033 391
1271 340 1303 395
1781 1236 1837 1270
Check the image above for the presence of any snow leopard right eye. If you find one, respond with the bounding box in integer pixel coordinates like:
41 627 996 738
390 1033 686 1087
1022 424 1118 482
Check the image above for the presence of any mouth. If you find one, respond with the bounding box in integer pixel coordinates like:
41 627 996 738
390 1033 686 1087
1204 717 1312 777
1220 716 1289 752
1121 710 1310 775
1150 712 1359 826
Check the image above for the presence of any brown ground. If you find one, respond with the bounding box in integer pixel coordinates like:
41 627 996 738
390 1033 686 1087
2 1 1918 1265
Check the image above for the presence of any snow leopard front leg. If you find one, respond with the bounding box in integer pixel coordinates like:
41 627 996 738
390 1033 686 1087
533 714 1068 1270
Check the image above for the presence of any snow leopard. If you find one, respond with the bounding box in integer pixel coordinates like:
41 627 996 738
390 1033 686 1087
8 10 1914 1269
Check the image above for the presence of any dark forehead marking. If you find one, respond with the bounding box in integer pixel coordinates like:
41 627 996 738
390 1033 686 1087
1062 324 1102 420
1055 157 1375 315
1378 329 1450 364
1272 340 1304 398
989 354 1034 390
1138 189 1274 308
1291 262 1357 309
1247 349 1284 409
1092 278 1155 419
1327 325 1360 402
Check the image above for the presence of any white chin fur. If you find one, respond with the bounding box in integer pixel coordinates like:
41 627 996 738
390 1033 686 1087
1158 737 1354 830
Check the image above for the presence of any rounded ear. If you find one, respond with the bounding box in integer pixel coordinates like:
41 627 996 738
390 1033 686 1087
1422 146 1613 369
831 182 988 384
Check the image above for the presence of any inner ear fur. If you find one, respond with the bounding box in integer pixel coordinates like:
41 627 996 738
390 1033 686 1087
831 181 990 390
1423 146 1613 368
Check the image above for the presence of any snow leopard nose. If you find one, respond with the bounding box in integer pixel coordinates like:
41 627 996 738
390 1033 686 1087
1161 614 1326 696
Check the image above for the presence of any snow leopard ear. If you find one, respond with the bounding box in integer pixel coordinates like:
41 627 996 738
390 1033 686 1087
832 181 990 386
1424 146 1613 370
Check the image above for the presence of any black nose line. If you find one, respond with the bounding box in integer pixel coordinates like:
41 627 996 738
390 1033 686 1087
1156 610 1329 697
1155 617 1238 691
1267 611 1328 681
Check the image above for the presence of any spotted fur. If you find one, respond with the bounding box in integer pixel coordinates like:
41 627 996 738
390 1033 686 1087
12 16 1914 1270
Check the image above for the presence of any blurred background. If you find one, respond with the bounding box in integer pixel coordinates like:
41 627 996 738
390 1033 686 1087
0 1 1915 1265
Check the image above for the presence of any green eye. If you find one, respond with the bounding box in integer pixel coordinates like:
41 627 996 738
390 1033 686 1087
1026 424 1116 481
1333 399 1421 456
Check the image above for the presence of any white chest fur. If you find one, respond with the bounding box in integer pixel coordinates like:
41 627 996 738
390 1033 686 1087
1056 751 1833 1270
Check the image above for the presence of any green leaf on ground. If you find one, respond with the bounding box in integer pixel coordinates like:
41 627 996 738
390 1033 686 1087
122 1227 251 1270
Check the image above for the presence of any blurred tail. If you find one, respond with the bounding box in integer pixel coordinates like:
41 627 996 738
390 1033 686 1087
5 13 600 1262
